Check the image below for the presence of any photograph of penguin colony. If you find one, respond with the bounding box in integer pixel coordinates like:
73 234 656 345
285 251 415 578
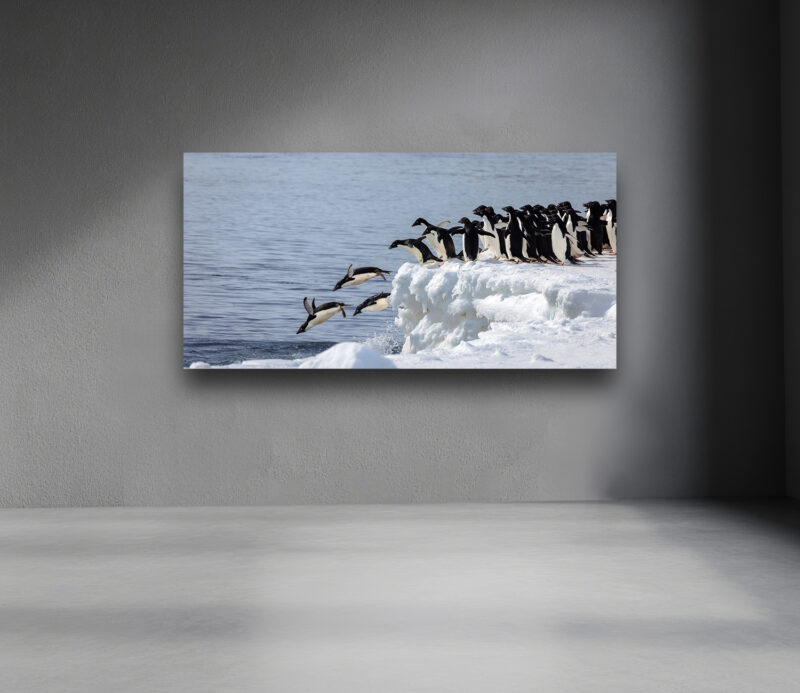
297 199 618 335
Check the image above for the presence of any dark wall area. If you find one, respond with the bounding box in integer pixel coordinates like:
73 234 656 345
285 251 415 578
783 0 800 498
0 0 786 506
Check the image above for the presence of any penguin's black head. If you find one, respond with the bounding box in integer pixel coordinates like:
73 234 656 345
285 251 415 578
458 216 470 224
353 307 362 316
501 206 514 213
583 201 597 208
296 324 307 334
473 205 486 215
411 217 425 227
389 240 400 249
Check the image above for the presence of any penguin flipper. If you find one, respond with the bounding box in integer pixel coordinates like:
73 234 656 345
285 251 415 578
312 298 317 312
303 297 314 316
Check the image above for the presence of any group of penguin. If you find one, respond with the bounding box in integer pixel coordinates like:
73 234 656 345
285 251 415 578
297 199 617 335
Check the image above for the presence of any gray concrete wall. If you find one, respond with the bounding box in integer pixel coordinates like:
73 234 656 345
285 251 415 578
783 0 800 498
1 0 785 506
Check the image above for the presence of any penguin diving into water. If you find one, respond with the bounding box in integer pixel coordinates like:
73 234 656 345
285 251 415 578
333 264 391 291
297 297 349 334
353 292 391 316
389 238 442 265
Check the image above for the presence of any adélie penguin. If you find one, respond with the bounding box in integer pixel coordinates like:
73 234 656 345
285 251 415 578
457 217 494 261
583 201 606 254
333 264 391 291
297 297 349 334
389 238 442 265
603 199 617 254
412 218 463 261
353 292 391 316
501 207 536 262
472 205 506 259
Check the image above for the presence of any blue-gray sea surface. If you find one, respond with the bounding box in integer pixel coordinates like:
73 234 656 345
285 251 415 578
183 153 616 367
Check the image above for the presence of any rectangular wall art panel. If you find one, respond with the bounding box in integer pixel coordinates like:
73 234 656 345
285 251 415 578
184 153 617 369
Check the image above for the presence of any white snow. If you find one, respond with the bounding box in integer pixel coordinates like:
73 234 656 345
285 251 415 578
189 255 616 369
385 255 617 369
189 342 396 369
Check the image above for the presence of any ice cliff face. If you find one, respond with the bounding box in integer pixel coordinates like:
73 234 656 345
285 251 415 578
389 257 617 368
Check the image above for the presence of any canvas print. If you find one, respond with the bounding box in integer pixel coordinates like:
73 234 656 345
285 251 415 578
184 153 617 369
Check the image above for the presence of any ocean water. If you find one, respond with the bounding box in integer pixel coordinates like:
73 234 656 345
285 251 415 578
183 153 616 367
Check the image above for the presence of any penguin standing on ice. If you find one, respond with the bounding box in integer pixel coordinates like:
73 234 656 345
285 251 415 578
473 205 507 259
501 207 534 262
521 205 557 263
603 199 617 254
457 217 495 261
389 238 441 265
546 207 578 264
517 206 542 261
583 201 606 254
557 203 588 259
297 297 349 334
411 218 463 261
333 264 391 291
353 292 391 316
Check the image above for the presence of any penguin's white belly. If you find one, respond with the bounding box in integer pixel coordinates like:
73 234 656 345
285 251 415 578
551 226 567 262
363 298 390 313
428 237 446 260
308 307 341 328
398 245 424 263
567 234 583 257
607 220 617 253
480 220 493 249
345 273 377 287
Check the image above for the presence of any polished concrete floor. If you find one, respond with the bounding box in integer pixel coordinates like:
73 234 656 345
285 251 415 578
2 502 800 692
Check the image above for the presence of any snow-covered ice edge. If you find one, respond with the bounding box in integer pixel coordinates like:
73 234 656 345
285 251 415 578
189 256 617 369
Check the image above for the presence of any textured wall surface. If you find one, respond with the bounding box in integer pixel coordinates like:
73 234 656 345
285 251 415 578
784 0 799 499
0 0 785 506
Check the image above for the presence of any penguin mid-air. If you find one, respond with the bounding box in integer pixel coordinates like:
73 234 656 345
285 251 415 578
353 292 391 316
297 297 349 334
389 238 442 265
457 217 495 261
333 264 391 291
